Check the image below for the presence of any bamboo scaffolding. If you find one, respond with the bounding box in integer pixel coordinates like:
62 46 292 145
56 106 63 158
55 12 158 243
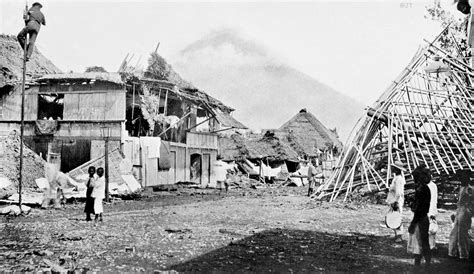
315 26 473 201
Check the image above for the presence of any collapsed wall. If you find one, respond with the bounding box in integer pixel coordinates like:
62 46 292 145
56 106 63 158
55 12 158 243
0 131 46 198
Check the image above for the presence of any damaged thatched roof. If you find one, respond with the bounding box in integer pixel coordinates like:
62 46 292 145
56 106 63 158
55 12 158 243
0 34 61 89
37 72 123 85
278 108 342 155
138 51 237 113
214 109 247 129
140 77 235 113
218 131 299 162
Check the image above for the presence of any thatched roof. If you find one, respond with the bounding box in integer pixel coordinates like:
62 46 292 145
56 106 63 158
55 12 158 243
278 108 342 156
140 77 236 114
139 52 237 113
214 109 247 129
0 34 61 89
218 132 299 162
37 72 123 85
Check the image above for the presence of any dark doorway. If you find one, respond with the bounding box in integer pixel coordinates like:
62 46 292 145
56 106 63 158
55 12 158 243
60 139 91 172
190 153 202 184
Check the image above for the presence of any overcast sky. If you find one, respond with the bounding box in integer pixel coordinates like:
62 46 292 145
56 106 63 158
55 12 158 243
0 0 463 103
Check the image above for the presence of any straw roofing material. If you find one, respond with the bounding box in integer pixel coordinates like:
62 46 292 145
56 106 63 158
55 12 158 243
141 77 235 113
278 108 342 155
0 34 61 89
218 131 299 162
37 72 123 85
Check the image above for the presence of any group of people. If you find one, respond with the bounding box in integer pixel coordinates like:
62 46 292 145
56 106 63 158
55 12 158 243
386 160 473 268
84 166 106 222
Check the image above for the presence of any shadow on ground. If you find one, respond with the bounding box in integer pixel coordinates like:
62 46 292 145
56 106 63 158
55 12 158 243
170 228 473 273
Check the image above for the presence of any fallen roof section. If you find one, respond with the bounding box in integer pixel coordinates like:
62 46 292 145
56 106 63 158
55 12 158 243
218 131 299 162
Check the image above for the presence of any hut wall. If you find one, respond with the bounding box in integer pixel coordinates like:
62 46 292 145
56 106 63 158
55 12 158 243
0 82 126 173
0 86 38 121
24 136 122 172
140 132 218 187
63 90 125 121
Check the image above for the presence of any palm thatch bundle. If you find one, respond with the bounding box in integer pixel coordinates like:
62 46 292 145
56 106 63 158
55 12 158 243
314 26 473 202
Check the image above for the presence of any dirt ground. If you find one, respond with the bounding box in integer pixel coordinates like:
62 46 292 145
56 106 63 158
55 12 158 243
1 186 473 273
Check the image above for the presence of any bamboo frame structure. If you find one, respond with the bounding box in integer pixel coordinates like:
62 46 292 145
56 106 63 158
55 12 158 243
314 27 474 202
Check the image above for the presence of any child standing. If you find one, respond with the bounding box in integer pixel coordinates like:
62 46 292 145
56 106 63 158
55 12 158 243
91 167 105 222
84 166 96 221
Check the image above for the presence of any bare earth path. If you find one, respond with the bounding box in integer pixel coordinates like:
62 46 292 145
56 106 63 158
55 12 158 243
1 187 473 272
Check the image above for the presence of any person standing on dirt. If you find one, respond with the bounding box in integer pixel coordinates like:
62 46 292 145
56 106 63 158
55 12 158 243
92 167 106 222
407 165 431 268
307 158 318 197
84 166 96 222
427 174 438 251
17 2 46 61
448 170 473 261
385 160 406 241
214 155 228 194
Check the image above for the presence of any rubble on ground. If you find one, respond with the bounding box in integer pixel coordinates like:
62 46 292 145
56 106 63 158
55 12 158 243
0 131 45 199
0 204 31 215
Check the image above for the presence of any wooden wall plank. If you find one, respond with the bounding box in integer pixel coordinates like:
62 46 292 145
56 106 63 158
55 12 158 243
63 93 80 120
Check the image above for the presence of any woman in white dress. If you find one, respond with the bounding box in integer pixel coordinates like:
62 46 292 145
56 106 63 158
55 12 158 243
386 160 406 241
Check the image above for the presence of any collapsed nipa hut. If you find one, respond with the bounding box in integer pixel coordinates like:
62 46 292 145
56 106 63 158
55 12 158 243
314 26 474 202
219 131 299 180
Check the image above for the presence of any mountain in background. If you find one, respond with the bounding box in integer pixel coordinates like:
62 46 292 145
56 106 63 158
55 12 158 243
173 29 365 141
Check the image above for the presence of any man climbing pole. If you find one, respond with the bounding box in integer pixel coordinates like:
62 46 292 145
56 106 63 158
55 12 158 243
17 2 46 61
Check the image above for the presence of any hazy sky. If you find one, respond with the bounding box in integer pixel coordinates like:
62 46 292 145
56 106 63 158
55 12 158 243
0 0 463 103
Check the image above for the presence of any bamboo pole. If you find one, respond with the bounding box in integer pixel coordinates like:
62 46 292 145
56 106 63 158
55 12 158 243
18 33 28 213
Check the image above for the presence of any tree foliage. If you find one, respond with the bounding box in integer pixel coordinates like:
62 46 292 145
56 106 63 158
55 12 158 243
84 66 107 73
425 0 470 57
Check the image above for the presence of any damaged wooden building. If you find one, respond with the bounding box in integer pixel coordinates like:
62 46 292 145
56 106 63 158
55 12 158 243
1 50 246 188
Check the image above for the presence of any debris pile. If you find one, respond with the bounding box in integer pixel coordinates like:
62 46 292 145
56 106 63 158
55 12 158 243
0 131 46 198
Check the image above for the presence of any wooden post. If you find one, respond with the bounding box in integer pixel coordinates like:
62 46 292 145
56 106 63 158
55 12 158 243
104 136 110 202
164 89 169 116
131 83 136 121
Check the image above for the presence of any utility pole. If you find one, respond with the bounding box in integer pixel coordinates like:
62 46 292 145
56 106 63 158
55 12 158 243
104 135 109 202
18 2 29 213
101 126 110 203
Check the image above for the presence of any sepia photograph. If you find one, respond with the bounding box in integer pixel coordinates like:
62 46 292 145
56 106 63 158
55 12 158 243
0 0 473 272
